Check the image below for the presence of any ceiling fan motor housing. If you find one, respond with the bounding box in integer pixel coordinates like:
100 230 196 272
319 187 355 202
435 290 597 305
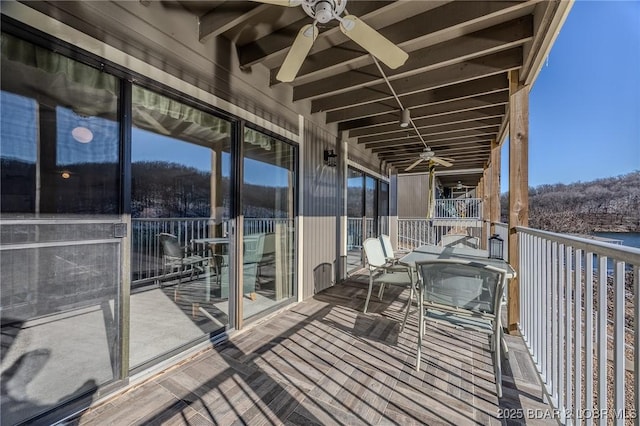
302 0 347 24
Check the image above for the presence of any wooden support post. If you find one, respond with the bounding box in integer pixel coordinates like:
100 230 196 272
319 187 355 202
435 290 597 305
508 70 529 334
489 139 501 235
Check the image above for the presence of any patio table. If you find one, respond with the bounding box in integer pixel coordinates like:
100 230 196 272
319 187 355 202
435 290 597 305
398 244 516 279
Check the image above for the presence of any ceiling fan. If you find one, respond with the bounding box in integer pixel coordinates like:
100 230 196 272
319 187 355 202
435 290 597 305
404 147 454 172
252 0 409 82
455 181 475 190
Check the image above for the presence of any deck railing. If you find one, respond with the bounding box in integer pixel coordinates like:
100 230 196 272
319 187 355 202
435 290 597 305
433 198 482 219
397 218 483 252
516 227 640 425
346 217 375 250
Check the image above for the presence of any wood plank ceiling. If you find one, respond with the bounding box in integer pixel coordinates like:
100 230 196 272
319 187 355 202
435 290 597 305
184 0 558 187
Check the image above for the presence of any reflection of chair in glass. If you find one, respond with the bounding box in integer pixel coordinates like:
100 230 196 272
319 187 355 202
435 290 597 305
439 234 479 249
362 238 415 321
414 259 507 397
157 233 207 286
213 235 262 300
254 233 276 288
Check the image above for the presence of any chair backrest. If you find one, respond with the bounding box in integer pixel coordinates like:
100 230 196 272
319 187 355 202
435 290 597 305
363 238 387 269
158 233 182 258
440 234 479 249
379 234 395 260
416 259 506 316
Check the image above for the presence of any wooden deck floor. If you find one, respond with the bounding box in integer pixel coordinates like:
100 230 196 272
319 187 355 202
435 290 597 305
75 274 555 425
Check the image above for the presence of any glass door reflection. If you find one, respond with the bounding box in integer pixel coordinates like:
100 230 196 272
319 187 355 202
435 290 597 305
130 86 232 369
242 128 296 320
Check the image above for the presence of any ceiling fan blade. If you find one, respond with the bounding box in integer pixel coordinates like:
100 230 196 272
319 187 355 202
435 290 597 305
339 15 408 69
431 157 453 167
405 158 424 172
251 0 301 6
276 24 318 82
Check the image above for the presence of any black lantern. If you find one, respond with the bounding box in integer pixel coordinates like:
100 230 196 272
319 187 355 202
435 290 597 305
488 234 504 259
323 149 337 167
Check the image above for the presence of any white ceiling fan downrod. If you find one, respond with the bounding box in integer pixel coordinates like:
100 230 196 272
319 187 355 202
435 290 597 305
301 0 347 24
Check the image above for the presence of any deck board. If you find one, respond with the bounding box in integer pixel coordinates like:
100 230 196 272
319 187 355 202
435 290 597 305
75 275 554 425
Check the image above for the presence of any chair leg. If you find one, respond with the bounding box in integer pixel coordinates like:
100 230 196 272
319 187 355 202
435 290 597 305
500 327 509 359
494 333 502 398
377 282 386 299
416 297 424 371
401 284 414 332
364 273 374 313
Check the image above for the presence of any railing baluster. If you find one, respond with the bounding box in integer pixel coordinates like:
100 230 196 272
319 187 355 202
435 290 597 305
574 248 583 423
598 256 608 426
614 260 625 425
566 245 573 425
634 265 639 426
552 241 559 406
537 236 542 369
558 243 566 422
545 239 551 385
522 233 529 343
585 251 594 426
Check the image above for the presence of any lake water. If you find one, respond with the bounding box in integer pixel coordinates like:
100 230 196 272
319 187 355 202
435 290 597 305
594 232 640 249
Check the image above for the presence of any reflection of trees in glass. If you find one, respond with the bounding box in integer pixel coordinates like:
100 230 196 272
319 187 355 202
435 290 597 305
347 167 365 217
347 186 363 217
132 161 289 219
379 182 389 217
132 161 213 218
1 159 119 214
1 159 36 213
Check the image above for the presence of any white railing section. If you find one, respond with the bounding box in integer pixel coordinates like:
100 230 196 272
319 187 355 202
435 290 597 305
516 227 640 425
397 218 483 252
433 198 482 219
131 217 286 284
346 217 375 250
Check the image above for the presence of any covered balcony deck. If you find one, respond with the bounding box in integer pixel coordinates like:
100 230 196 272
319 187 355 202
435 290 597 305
75 274 552 425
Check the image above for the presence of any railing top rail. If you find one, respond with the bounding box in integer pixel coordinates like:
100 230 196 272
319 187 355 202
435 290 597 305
133 217 213 222
1 218 122 225
516 226 640 264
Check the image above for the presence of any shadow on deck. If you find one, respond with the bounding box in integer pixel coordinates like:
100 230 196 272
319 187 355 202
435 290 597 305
73 273 554 425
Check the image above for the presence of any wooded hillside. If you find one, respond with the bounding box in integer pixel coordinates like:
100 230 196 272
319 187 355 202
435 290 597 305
501 171 640 233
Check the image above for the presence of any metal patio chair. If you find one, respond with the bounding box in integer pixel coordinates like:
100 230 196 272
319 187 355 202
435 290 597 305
362 238 416 327
414 259 508 397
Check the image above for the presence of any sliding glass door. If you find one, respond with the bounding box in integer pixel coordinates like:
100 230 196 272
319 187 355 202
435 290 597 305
1 32 122 425
346 167 389 273
242 128 296 319
130 86 232 368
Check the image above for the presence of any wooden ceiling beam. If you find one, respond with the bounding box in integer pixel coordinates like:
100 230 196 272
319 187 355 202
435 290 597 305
348 116 504 139
391 158 490 169
293 16 532 101
325 74 508 124
345 105 505 136
375 141 492 158
312 48 521 113
199 3 266 41
363 128 500 148
329 92 508 130
379 143 491 158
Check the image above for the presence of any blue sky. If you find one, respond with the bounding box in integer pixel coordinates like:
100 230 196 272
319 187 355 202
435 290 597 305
501 0 640 193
